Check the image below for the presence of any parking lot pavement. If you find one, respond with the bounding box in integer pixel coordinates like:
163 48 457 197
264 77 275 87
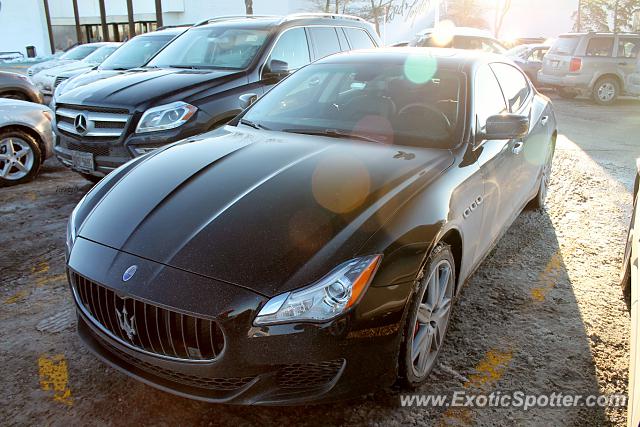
0 95 638 425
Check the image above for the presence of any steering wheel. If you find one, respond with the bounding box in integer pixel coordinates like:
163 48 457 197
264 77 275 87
396 103 452 131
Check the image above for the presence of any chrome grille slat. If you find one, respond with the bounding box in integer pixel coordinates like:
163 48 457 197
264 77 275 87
70 272 223 362
55 104 130 139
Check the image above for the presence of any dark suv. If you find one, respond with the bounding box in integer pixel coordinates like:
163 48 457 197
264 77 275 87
53 14 380 181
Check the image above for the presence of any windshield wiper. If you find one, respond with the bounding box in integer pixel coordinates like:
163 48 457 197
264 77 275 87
240 118 270 130
282 128 385 144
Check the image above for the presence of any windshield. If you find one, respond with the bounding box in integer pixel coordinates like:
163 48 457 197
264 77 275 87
506 45 529 58
242 62 464 149
99 36 174 70
60 45 99 60
147 27 269 70
83 46 119 64
549 36 580 55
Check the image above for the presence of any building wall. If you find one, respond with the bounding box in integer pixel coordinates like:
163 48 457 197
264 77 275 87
0 0 51 56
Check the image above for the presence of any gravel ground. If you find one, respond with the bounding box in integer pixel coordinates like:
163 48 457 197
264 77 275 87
0 95 639 426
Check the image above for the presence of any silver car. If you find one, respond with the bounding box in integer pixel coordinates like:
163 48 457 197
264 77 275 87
0 99 54 186
538 32 640 105
26 43 109 78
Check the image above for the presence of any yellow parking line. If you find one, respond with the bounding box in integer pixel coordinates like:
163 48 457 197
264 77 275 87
38 354 73 406
3 289 29 304
35 274 67 288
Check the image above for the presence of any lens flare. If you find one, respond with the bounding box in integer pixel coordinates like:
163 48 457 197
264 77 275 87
431 20 456 47
404 53 437 85
312 154 371 214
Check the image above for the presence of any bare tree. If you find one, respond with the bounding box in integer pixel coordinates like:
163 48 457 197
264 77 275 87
325 0 331 12
244 0 253 15
494 0 513 38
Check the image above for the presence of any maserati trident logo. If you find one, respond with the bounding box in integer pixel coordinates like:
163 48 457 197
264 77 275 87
74 113 88 135
122 264 137 282
115 306 136 340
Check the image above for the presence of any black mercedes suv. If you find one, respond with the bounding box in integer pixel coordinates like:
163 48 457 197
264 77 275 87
53 14 380 181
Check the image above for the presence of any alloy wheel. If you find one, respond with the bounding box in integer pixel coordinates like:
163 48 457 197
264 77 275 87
409 259 454 378
597 82 616 103
0 137 35 181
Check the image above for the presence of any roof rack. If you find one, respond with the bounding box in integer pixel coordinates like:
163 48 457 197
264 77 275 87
279 13 367 24
194 15 277 27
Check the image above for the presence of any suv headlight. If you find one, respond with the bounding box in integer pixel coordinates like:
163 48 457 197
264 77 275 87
136 101 197 133
253 255 381 325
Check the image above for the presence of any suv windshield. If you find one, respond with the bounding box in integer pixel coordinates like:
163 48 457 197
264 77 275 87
82 46 119 64
549 36 580 55
242 62 464 149
60 45 99 60
99 36 174 70
147 27 269 70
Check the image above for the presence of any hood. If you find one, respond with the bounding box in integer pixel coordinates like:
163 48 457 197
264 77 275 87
45 61 95 76
77 127 453 296
29 59 76 76
59 69 122 94
58 68 244 109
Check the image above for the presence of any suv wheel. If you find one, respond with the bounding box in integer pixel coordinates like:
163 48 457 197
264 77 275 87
593 77 619 105
0 129 42 187
558 88 578 99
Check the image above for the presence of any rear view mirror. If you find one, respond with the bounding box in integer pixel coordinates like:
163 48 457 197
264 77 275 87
238 93 258 110
483 114 529 140
263 59 290 80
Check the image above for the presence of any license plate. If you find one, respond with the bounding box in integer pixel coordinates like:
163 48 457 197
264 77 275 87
71 150 94 172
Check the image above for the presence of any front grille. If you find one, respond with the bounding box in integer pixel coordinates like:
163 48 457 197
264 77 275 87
54 76 68 89
57 103 129 115
55 104 130 139
277 359 345 390
66 142 110 157
100 336 254 391
71 271 225 362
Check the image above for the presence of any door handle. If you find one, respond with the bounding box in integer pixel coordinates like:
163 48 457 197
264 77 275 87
540 115 549 126
513 140 524 154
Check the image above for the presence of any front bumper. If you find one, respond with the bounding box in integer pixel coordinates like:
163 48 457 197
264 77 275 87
67 237 402 405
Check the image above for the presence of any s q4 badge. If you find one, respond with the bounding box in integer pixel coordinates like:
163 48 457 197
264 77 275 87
122 265 138 282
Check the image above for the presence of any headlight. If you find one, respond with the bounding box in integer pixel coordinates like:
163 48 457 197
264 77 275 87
254 255 382 325
135 101 197 133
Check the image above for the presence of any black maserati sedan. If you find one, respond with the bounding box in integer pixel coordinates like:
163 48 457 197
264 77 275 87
65 48 557 405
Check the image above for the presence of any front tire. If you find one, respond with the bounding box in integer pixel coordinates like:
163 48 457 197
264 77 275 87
0 129 42 187
592 77 619 105
399 243 456 387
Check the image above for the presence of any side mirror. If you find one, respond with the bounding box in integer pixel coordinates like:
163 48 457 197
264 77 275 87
262 59 290 80
238 93 258 110
482 114 529 140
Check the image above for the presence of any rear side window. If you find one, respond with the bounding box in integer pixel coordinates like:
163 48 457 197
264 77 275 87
617 37 640 58
528 48 548 62
549 37 579 55
309 27 342 59
490 63 530 112
475 65 507 131
344 27 375 49
269 28 310 70
585 37 614 57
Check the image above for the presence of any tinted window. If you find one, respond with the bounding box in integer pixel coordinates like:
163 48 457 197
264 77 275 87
617 37 640 58
549 36 579 55
243 63 464 149
586 37 614 57
475 65 507 131
481 39 506 54
344 27 375 49
490 63 530 112
453 36 481 50
60 45 99 60
309 27 342 59
269 28 310 70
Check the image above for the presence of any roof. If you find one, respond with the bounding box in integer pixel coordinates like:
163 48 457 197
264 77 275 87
558 32 640 37
316 47 507 71
146 26 190 36
417 26 494 38
194 13 370 29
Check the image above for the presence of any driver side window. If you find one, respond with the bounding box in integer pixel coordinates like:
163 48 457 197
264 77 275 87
474 65 507 132
268 28 311 71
